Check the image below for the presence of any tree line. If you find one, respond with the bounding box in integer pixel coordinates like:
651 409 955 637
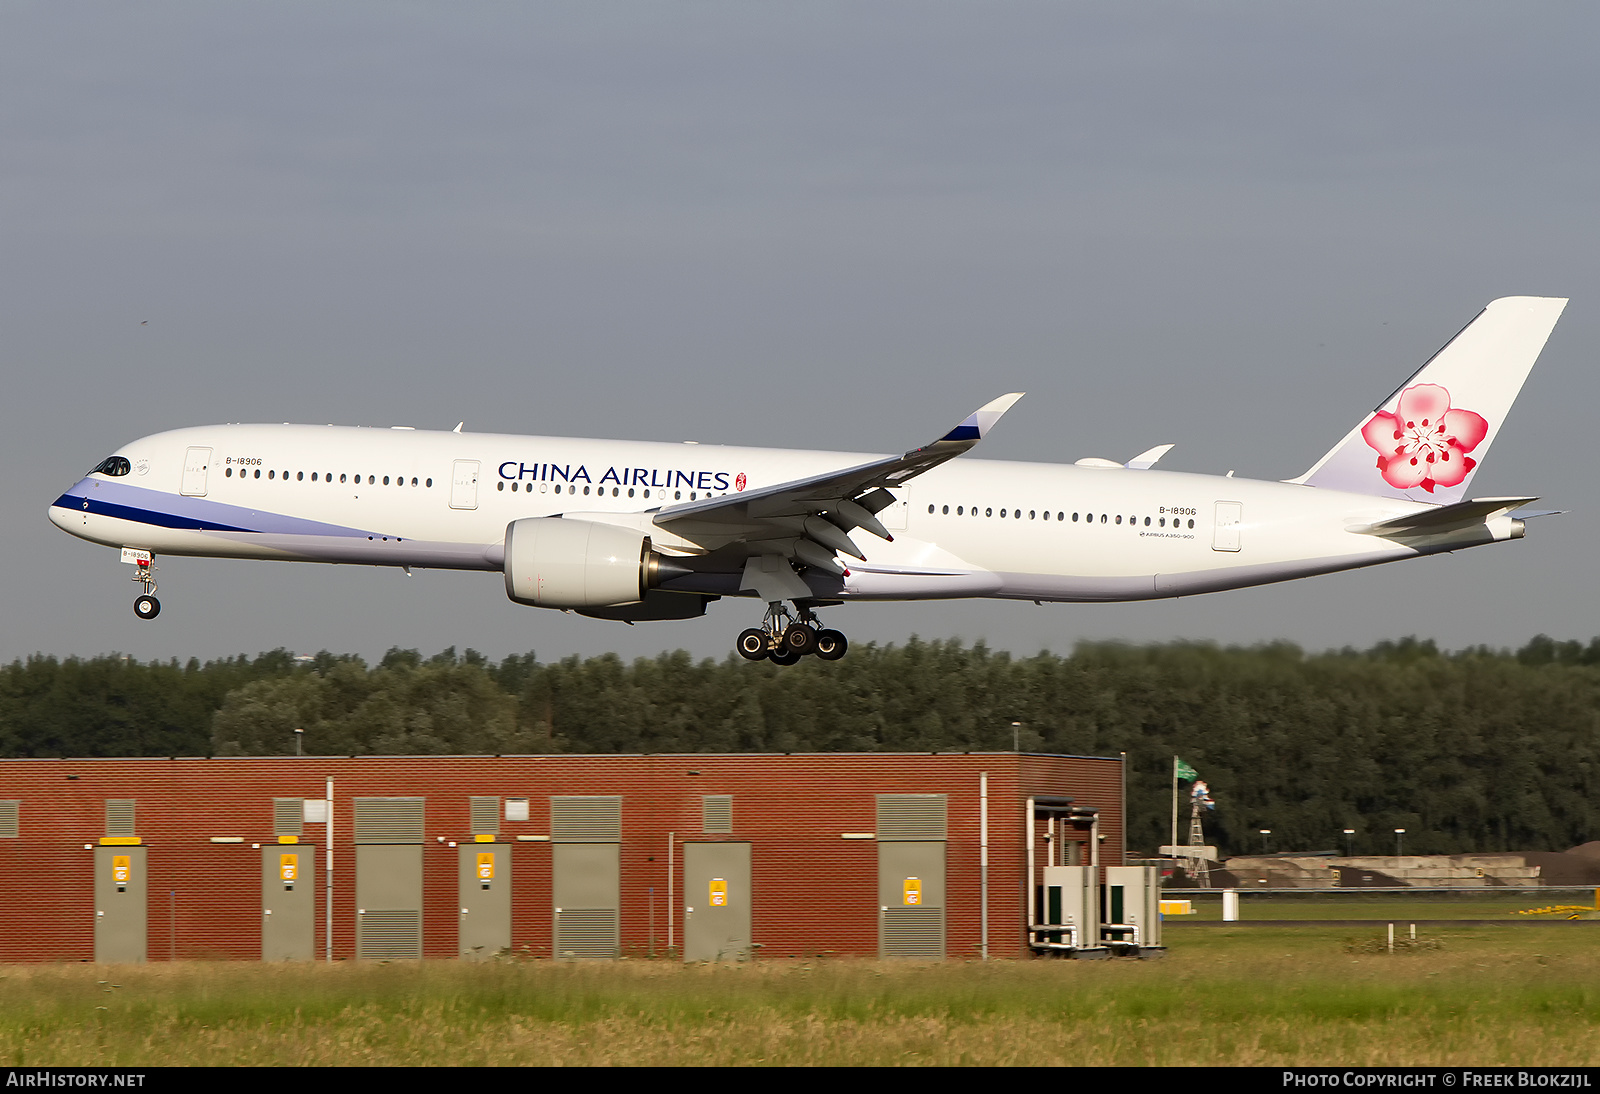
1 635 1596 857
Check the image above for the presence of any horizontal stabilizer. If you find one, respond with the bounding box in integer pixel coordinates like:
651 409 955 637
1348 496 1537 536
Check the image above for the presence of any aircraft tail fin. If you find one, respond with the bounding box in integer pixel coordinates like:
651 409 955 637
1288 297 1566 504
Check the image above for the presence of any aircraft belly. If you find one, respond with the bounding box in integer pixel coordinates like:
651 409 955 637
66 510 500 569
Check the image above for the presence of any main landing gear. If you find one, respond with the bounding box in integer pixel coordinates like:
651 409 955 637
131 556 160 620
736 602 848 665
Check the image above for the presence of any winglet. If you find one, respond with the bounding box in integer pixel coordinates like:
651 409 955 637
1127 444 1175 470
940 392 1025 444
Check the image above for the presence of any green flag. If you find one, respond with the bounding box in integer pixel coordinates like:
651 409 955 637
1175 757 1198 781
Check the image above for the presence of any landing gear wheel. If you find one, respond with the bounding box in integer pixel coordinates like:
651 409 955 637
134 595 161 620
814 629 848 661
768 648 802 667
782 623 817 656
736 628 770 661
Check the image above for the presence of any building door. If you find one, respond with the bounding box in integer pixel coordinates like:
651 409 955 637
94 846 147 963
459 844 511 960
553 844 619 959
682 842 752 962
262 846 316 961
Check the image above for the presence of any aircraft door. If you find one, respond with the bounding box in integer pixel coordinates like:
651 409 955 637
180 447 212 497
450 460 480 510
1212 501 1243 552
878 488 910 531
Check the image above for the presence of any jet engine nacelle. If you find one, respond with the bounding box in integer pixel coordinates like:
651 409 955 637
503 517 672 609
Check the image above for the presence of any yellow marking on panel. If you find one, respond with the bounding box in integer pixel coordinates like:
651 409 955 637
477 852 495 881
112 856 131 884
709 878 727 907
903 877 922 906
279 854 299 882
99 836 141 845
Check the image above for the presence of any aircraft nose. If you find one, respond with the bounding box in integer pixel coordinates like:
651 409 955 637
48 478 93 538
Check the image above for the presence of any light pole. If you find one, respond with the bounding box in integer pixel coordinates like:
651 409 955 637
1343 829 1355 857
1011 721 1022 752
294 727 303 757
1259 828 1272 854
1394 828 1406 856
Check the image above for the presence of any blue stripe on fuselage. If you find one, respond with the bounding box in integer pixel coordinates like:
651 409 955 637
53 493 257 533
53 479 394 539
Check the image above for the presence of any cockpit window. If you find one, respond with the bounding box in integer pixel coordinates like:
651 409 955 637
90 456 131 477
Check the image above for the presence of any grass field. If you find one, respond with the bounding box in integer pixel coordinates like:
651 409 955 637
3 924 1598 1066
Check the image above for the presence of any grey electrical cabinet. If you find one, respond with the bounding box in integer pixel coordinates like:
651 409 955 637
262 845 316 961
1040 865 1104 955
1104 865 1163 954
682 842 751 962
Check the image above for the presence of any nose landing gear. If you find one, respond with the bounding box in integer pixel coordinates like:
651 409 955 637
734 602 848 664
131 555 160 620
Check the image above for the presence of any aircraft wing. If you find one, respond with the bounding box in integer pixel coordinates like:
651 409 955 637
654 393 1023 576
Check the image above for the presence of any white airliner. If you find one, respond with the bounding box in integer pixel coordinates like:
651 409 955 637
50 297 1566 664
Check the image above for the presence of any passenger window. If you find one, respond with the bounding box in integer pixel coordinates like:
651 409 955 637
942 505 949 514
554 485 562 494
226 467 233 477
1000 508 1006 518
497 481 505 492
425 478 432 487
254 469 261 479
985 508 992 517
584 486 591 495
927 504 935 514
1029 510 1036 519
340 474 347 483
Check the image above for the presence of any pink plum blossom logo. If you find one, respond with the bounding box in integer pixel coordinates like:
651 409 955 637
1360 383 1488 493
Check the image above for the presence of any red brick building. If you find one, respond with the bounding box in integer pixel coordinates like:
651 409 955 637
0 752 1124 962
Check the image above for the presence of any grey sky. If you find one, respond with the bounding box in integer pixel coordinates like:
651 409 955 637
4 3 1597 667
